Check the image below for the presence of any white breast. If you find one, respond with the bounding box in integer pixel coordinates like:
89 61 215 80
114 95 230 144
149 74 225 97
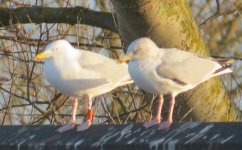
128 60 160 94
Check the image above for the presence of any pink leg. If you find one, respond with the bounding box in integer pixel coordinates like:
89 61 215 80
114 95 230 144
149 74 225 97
159 94 175 129
57 98 78 132
76 96 93 131
143 95 163 128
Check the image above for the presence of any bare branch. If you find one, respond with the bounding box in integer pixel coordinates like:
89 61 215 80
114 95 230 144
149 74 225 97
0 6 117 33
0 35 122 49
200 2 242 26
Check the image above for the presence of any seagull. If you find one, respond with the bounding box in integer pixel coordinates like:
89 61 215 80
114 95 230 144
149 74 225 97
35 40 133 132
118 37 233 129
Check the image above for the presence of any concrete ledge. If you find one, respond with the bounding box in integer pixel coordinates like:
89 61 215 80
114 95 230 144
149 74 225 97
0 122 241 150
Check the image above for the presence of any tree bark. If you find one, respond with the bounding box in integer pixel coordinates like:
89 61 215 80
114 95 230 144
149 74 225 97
111 0 241 121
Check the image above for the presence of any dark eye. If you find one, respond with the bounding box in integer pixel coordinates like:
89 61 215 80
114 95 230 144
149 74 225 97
53 48 58 52
134 48 141 53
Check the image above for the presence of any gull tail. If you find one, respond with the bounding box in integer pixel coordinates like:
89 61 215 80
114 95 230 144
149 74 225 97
210 56 235 78
212 64 233 77
211 56 242 64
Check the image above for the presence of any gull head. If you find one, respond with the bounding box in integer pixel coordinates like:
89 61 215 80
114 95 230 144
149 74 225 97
35 40 74 61
118 37 159 63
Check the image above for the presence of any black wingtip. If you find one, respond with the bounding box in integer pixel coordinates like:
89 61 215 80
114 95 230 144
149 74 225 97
213 64 233 74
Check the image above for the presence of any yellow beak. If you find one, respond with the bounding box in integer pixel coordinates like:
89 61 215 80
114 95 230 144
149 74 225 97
34 51 50 61
118 53 133 64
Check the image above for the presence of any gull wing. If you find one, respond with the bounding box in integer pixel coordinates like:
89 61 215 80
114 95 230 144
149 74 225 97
76 49 131 86
156 48 220 85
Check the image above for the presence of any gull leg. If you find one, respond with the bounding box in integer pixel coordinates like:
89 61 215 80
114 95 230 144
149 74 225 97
77 96 93 131
57 98 78 132
143 95 163 128
159 94 175 129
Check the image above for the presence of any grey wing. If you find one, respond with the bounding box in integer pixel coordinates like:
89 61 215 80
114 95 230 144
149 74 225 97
65 79 109 90
78 50 131 85
156 48 219 85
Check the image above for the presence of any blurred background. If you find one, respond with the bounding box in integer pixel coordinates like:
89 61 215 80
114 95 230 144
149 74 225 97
0 0 241 125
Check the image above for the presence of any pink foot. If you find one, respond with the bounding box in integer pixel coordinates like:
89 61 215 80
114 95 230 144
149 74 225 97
143 118 161 128
158 120 172 130
76 120 92 132
57 124 75 132
57 117 76 133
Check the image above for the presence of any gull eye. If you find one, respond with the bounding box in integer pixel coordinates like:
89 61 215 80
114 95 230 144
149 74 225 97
52 48 58 52
134 48 141 54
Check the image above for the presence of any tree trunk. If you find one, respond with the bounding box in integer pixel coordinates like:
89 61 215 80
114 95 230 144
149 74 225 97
111 0 241 121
